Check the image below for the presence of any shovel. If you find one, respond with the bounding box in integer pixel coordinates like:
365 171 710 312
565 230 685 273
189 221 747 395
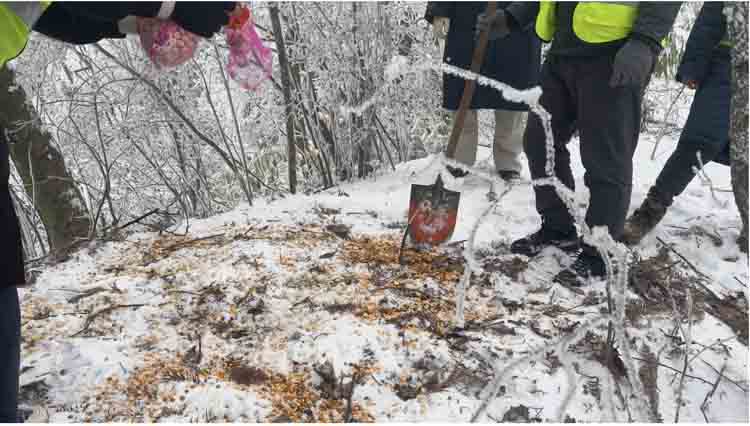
399 2 498 263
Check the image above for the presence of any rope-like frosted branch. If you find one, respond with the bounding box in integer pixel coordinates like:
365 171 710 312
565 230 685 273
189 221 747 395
341 58 640 422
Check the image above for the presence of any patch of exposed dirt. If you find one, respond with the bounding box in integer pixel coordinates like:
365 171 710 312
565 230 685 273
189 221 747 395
482 256 529 281
628 248 706 323
342 236 464 282
629 247 747 345
704 292 748 346
637 344 662 423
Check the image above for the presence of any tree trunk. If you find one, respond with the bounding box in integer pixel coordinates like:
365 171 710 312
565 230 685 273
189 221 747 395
727 2 749 252
270 4 297 194
0 66 91 253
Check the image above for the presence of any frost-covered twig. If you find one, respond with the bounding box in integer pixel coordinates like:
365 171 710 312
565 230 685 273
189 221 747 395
345 57 646 422
631 356 713 386
71 303 147 337
694 150 732 206
674 289 693 423
699 358 749 393
700 363 726 422
471 315 613 422
655 236 718 298
650 85 686 160
455 179 512 327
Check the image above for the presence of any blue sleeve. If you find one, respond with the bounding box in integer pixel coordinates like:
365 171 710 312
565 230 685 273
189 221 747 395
676 2 727 84
425 1 456 24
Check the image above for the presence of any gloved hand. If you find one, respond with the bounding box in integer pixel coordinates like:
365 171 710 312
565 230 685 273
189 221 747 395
475 9 510 40
609 38 657 88
684 79 699 90
432 16 450 40
171 2 236 38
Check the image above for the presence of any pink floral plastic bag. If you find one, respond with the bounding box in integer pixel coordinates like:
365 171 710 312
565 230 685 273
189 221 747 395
136 17 199 69
136 4 272 91
224 5 273 90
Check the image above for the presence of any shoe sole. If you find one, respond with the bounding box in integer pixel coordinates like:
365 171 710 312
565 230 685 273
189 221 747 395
511 240 580 258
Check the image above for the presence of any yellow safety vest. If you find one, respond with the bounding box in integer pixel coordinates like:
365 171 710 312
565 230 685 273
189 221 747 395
0 1 51 67
536 1 640 44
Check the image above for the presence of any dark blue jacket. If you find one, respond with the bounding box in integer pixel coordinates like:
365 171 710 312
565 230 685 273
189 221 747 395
425 2 541 111
676 2 731 166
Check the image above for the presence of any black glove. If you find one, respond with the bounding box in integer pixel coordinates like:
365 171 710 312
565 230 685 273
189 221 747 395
171 2 236 38
609 38 656 88
475 9 510 41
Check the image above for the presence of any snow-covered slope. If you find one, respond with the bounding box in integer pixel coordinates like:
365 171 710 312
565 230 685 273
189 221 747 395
19 126 748 422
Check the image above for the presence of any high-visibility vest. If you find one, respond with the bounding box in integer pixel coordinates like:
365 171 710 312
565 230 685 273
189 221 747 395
0 1 51 67
536 1 640 44
719 36 732 48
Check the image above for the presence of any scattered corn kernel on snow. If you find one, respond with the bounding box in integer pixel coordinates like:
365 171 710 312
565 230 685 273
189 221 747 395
20 90 748 422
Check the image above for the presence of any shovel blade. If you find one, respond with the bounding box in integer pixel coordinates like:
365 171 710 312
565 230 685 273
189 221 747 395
407 175 460 246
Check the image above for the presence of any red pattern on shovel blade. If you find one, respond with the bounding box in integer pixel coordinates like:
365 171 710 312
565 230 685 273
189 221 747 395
407 175 460 246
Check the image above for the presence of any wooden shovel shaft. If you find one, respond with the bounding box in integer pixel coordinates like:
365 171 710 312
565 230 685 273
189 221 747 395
445 1 498 160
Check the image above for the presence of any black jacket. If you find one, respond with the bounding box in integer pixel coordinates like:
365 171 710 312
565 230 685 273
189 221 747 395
425 2 541 111
33 3 126 44
505 1 681 54
676 2 731 166
33 2 189 45
676 2 730 85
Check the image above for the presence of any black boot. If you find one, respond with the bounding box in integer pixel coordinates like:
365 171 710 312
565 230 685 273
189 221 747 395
553 245 607 288
738 225 748 254
498 170 521 183
510 226 579 257
446 165 469 178
622 189 669 246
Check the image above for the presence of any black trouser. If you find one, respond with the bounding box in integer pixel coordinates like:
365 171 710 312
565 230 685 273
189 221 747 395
652 56 731 206
524 54 643 241
651 142 725 206
0 286 20 423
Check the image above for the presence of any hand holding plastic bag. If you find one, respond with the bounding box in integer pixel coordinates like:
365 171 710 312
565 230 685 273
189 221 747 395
135 3 272 91
136 17 199 69
224 4 273 90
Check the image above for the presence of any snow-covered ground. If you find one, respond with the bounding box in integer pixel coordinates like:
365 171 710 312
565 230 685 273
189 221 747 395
19 134 748 423
19 78 749 422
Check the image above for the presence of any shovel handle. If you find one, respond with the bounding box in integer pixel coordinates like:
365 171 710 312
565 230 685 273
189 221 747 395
445 1 498 160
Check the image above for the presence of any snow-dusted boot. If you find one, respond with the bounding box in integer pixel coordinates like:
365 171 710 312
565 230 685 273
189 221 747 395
737 224 748 253
446 165 469 178
623 192 668 246
553 246 607 288
510 226 579 257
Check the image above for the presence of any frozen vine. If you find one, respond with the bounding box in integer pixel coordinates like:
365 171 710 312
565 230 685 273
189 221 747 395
341 56 638 422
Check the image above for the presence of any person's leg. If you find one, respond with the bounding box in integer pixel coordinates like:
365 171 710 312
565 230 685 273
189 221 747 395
574 55 642 242
451 109 479 166
625 63 731 245
621 142 724 245
552 54 642 287
524 57 578 234
511 57 579 257
0 285 21 423
492 109 525 175
653 142 725 204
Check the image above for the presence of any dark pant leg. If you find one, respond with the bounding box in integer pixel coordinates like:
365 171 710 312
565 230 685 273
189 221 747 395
572 55 642 241
0 286 21 423
651 141 725 205
653 62 731 205
524 56 578 234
